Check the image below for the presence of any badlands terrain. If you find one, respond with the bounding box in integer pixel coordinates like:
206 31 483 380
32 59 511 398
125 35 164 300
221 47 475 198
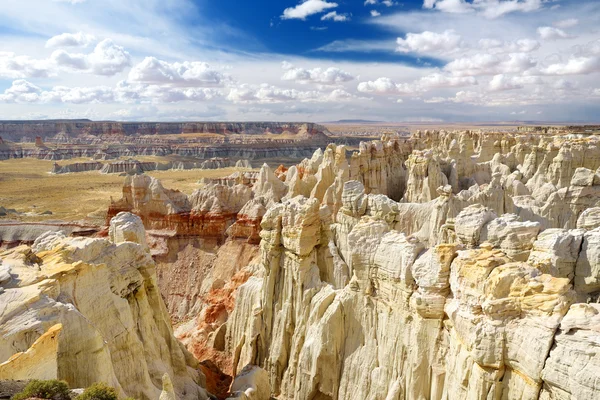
2 122 600 400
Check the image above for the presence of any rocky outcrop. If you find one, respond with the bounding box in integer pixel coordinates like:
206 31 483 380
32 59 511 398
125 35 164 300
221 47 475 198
216 130 600 400
0 213 209 400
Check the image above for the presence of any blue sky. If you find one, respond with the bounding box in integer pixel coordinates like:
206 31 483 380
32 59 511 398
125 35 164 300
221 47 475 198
0 0 598 122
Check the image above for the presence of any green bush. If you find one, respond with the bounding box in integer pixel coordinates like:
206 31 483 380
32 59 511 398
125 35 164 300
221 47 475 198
12 379 71 400
77 383 119 400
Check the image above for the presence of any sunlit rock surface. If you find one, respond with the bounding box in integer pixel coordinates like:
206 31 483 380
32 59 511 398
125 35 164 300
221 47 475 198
0 213 208 400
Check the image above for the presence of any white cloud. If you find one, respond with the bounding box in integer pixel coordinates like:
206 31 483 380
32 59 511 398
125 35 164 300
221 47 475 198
554 18 578 29
281 0 338 20
370 10 381 17
540 56 600 75
537 26 574 40
51 50 87 70
423 96 447 103
445 53 536 76
418 73 477 88
46 32 95 48
321 11 350 22
281 65 355 84
357 77 418 95
0 52 54 79
87 39 131 75
365 0 378 4
396 29 462 54
128 57 228 86
50 39 131 76
0 79 222 105
0 79 114 104
226 83 354 103
488 74 525 91
423 0 546 19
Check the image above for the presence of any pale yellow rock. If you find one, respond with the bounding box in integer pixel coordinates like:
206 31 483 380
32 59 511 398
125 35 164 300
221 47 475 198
228 365 271 400
0 221 208 400
0 323 61 380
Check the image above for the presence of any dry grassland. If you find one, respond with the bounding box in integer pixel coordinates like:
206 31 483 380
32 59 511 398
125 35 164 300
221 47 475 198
0 157 244 223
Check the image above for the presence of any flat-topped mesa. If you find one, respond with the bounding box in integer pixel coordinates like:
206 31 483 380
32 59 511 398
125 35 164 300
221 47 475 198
0 213 209 400
0 120 331 141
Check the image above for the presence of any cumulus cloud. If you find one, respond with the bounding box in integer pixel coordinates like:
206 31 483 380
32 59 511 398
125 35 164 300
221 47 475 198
357 77 417 95
0 52 54 79
129 57 228 86
396 29 462 54
370 10 381 16
281 0 338 20
50 39 131 76
417 73 477 89
444 53 536 76
488 74 542 91
423 0 545 19
281 65 354 85
46 32 95 48
226 83 354 103
357 73 476 96
0 79 113 104
321 11 350 21
537 26 574 40
0 79 222 105
540 57 600 75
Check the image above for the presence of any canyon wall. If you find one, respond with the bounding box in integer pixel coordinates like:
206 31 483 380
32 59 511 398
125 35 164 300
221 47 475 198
0 120 330 141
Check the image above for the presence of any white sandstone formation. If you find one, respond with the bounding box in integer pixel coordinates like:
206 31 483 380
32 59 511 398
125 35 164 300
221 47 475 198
0 213 209 400
217 131 600 400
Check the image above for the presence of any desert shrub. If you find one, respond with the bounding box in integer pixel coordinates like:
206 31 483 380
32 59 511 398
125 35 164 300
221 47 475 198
77 383 119 400
12 379 71 400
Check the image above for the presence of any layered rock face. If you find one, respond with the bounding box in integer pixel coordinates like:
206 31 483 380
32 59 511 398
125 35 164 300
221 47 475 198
218 130 600 400
0 120 334 162
0 120 330 141
52 158 253 175
0 213 209 400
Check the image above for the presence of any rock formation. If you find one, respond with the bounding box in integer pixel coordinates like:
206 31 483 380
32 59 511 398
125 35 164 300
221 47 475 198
6 126 600 399
211 130 600 400
0 213 209 400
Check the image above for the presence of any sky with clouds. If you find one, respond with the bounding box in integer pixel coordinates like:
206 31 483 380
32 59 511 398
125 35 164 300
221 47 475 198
0 0 599 122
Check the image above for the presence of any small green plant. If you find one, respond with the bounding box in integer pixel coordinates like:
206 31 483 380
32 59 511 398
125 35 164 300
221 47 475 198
12 379 71 400
77 383 119 400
